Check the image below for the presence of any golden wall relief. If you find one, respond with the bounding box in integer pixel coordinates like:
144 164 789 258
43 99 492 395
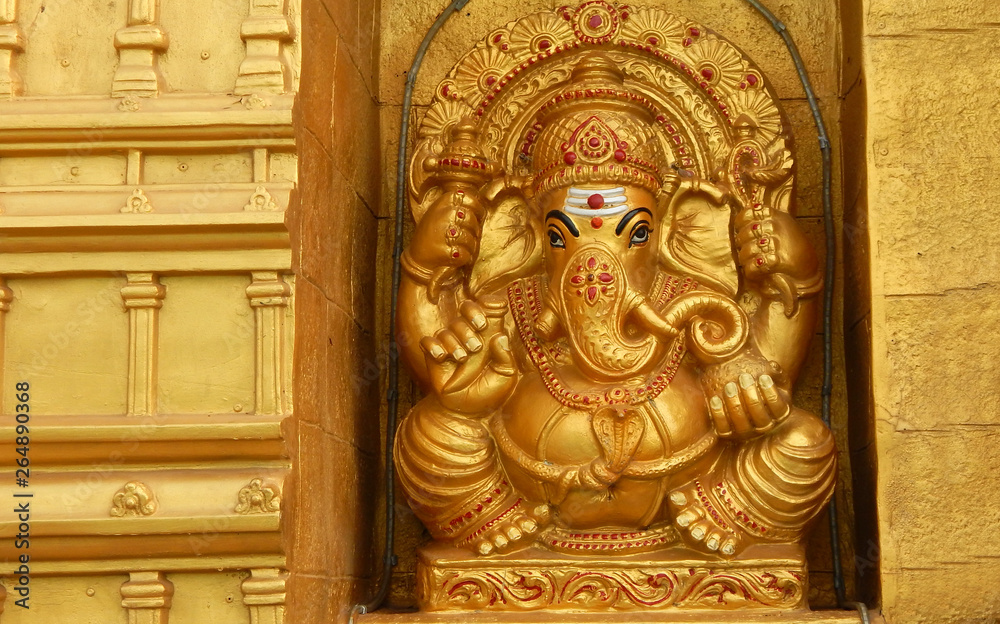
395 2 833 612
0 0 300 620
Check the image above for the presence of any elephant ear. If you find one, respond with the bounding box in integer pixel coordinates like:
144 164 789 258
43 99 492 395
468 192 542 298
659 186 739 297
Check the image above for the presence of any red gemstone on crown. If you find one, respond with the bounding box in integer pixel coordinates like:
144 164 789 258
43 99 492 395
746 74 759 86
588 14 603 28
486 75 496 86
539 39 551 49
701 67 714 80
588 136 601 147
564 152 577 165
587 194 604 210
614 149 626 161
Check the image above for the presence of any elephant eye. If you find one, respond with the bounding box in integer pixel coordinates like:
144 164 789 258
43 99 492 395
629 224 651 247
548 229 566 249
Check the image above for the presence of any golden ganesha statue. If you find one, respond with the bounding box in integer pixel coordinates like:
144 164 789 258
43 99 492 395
394 2 835 611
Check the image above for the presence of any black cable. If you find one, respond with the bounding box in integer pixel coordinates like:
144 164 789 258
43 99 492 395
350 0 471 620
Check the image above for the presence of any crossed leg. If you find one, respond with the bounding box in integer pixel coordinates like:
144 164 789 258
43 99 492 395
394 396 550 555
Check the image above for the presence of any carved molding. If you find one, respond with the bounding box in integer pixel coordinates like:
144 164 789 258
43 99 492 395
120 571 173 624
241 568 287 624
121 273 165 416
418 546 807 611
112 0 168 97
246 272 290 415
0 558 6 617
0 277 11 415
235 0 295 95
236 478 281 515
0 0 24 98
111 481 158 517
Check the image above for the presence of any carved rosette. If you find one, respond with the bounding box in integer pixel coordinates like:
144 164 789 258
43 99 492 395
244 186 279 211
121 189 153 214
409 1 793 222
236 478 281 514
418 549 805 611
111 481 158 517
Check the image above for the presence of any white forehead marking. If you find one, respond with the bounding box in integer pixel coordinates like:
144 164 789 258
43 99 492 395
563 186 630 217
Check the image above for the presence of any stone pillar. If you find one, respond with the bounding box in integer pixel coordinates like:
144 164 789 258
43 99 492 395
0 278 11 410
247 272 289 415
120 572 173 624
241 568 287 624
121 273 165 416
235 0 294 95
0 0 23 97
112 0 168 97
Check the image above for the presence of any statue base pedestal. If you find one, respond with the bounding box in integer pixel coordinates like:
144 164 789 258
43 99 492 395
414 542 810 612
359 612 873 624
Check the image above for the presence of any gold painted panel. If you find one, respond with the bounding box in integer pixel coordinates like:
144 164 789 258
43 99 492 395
143 152 254 186
17 0 126 96
157 275 254 415
167 571 251 624
0 154 128 187
269 152 297 184
158 0 249 94
2 277 128 416
2 574 129 624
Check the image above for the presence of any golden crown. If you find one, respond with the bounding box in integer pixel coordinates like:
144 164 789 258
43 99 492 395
522 54 669 199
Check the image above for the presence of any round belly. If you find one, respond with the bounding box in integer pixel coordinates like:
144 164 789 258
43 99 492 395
495 365 711 529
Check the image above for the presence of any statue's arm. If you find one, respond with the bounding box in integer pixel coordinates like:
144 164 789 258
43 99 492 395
733 204 822 384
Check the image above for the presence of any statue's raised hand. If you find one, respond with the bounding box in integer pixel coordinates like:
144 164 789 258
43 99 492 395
404 188 485 300
419 298 518 414
734 203 820 315
707 373 790 441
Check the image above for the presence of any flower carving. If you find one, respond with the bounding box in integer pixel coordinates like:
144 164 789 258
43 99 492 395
509 12 574 56
118 95 141 112
235 478 281 514
121 189 153 214
568 256 616 305
244 186 278 211
111 481 157 517
620 7 684 48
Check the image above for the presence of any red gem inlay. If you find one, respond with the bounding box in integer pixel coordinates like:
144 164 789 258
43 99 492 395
746 74 759 86
587 194 604 210
587 286 598 301
587 257 597 270
614 149 626 162
588 136 601 148
588 14 603 28
598 273 613 283
591 216 603 229
539 39 551 50
701 67 714 81
564 152 577 165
